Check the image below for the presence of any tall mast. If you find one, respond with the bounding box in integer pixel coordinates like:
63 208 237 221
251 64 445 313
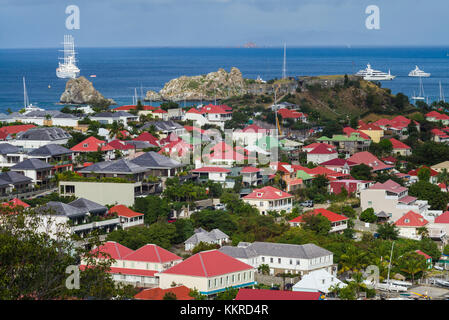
387 241 395 284
440 81 445 103
23 77 28 108
282 43 287 79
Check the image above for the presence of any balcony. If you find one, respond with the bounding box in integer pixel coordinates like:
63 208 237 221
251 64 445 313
71 218 120 232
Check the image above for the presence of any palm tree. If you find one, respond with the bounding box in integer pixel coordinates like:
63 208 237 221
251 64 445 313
339 247 369 275
417 226 429 239
400 252 426 283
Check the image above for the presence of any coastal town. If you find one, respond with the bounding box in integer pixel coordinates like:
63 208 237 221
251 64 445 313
1 70 449 301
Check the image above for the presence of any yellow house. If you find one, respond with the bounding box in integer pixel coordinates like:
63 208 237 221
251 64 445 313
358 122 384 143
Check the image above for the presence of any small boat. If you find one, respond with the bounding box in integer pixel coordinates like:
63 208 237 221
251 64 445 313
408 65 430 77
412 77 426 101
90 75 97 78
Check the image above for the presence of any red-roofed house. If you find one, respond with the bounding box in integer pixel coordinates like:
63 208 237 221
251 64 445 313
277 108 308 123
159 139 192 159
243 186 293 215
303 143 336 153
415 250 433 269
70 136 115 160
394 211 429 240
240 166 263 187
235 288 322 300
426 111 449 125
233 124 273 145
433 211 449 241
407 166 439 184
109 205 145 228
184 104 232 129
289 208 348 233
82 241 182 287
191 166 231 186
320 158 358 174
358 121 384 143
0 124 36 140
348 151 393 172
133 132 160 147
343 127 371 140
431 128 449 143
306 144 338 165
329 179 373 197
389 138 411 156
134 285 194 300
157 250 256 295
1 198 31 209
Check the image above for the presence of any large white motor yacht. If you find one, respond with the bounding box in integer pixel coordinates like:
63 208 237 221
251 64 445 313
408 65 430 77
355 63 396 81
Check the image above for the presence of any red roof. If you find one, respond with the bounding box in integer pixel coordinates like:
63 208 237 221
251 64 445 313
235 289 321 300
70 136 107 152
369 179 407 194
109 205 144 218
241 166 261 173
133 132 159 146
124 244 182 263
415 250 432 260
395 211 429 227
289 208 348 223
184 126 206 134
160 250 253 277
435 211 449 224
107 139 135 151
2 198 30 209
113 105 159 111
81 265 157 277
343 127 371 140
90 241 135 260
188 104 232 115
134 286 194 300
241 124 271 134
359 122 382 131
191 166 230 173
408 166 439 177
426 111 449 120
320 158 357 167
389 138 411 150
348 151 392 172
0 124 35 139
243 186 293 200
308 144 337 155
277 108 307 119
303 143 336 151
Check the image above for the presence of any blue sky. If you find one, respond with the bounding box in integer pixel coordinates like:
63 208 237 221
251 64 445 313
1 0 448 48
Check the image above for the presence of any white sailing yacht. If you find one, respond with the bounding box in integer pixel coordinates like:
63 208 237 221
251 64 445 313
412 77 425 101
355 64 396 81
22 77 44 112
56 35 80 79
408 65 430 77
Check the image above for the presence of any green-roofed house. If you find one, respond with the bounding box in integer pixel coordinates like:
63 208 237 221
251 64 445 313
280 139 303 152
318 133 370 155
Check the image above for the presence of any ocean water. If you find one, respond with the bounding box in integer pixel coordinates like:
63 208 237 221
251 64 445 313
1 47 449 113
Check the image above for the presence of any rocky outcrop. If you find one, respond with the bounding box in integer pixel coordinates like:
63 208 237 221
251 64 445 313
145 67 247 101
60 76 116 105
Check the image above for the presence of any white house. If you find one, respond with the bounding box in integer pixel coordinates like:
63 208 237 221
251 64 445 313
184 227 230 251
190 166 231 186
157 250 256 296
242 186 293 215
292 269 346 293
219 242 336 276
9 127 71 150
306 144 338 165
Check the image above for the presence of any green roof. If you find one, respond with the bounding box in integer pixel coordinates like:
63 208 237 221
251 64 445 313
319 133 365 142
296 170 313 180
256 136 279 150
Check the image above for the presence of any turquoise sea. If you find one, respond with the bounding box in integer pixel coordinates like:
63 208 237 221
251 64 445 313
1 47 449 113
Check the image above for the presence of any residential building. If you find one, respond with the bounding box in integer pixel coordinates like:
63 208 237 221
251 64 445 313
184 227 230 251
0 171 33 197
90 111 138 128
140 120 185 136
240 166 263 187
360 180 441 221
306 144 338 165
277 108 308 124
109 204 145 229
426 111 449 125
10 158 53 186
157 250 256 296
292 269 346 294
329 179 373 197
10 127 71 150
348 151 394 173
289 208 349 233
184 104 232 129
134 286 193 300
320 158 358 174
0 124 36 141
389 138 412 156
394 211 430 240
358 121 384 143
243 186 293 215
0 143 26 168
317 133 371 155
219 242 335 276
70 136 115 161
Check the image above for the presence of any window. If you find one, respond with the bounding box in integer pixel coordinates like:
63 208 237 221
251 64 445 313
261 257 265 262
270 258 273 263
209 280 212 288
238 274 240 282
232 275 235 283
290 259 292 265
243 272 246 280
368 201 372 206
278 258 281 264
214 279 217 287
296 260 300 265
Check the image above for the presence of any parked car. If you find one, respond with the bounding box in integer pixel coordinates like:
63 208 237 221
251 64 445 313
434 265 444 271
300 200 314 207
214 203 226 210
